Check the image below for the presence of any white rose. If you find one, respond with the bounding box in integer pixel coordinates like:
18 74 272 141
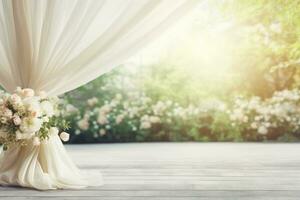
20 117 43 133
9 94 22 105
77 119 89 130
23 97 42 117
49 127 59 135
33 137 40 146
12 114 21 125
115 114 124 124
87 97 98 107
60 132 69 142
140 121 151 129
99 104 111 114
258 126 268 135
99 129 106 136
97 115 108 125
250 122 257 129
40 101 54 116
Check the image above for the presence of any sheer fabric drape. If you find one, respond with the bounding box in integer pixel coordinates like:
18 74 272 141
0 0 198 190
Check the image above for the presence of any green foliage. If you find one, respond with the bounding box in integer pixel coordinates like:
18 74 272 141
216 0 300 93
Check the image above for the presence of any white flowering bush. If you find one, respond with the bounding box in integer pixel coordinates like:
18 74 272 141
61 89 300 143
68 92 162 142
63 89 232 142
229 89 300 141
0 87 70 150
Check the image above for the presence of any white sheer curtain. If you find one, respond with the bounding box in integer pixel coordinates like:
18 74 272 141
0 0 199 190
0 0 198 95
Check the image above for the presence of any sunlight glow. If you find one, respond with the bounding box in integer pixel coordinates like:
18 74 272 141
127 1 236 81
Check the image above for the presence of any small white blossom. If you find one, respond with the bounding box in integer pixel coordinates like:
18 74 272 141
77 119 89 130
258 126 268 135
140 121 151 129
99 129 106 136
87 97 98 107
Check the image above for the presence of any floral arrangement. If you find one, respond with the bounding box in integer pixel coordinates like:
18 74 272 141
0 87 70 150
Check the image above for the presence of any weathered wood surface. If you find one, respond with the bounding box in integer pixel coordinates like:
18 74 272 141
1 142 300 200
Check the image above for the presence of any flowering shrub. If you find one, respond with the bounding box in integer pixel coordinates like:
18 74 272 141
0 87 70 150
62 89 300 143
63 90 234 143
229 89 300 141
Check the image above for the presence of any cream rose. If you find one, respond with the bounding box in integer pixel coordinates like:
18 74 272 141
60 132 69 142
40 100 54 116
23 97 42 117
21 88 35 97
20 117 43 133
77 119 89 130
99 128 106 136
9 94 22 105
97 115 108 125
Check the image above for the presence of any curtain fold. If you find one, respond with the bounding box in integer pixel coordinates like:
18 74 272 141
0 0 199 95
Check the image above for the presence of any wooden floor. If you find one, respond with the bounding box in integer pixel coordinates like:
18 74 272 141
1 142 300 199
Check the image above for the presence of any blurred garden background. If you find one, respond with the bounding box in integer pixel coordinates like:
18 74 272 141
61 0 300 143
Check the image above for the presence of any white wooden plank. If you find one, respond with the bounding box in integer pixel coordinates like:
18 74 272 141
1 143 300 199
